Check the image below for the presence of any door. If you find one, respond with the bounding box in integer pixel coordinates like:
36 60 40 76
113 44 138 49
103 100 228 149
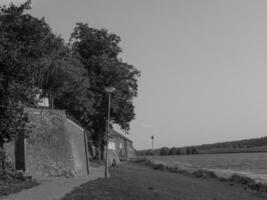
15 137 25 171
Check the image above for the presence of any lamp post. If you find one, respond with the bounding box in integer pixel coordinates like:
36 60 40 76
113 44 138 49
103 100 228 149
104 86 116 179
151 135 154 153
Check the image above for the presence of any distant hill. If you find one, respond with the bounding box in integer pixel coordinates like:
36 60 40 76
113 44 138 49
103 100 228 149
197 136 267 154
137 136 267 156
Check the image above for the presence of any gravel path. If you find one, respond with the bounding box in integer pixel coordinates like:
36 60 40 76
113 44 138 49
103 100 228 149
0 167 106 200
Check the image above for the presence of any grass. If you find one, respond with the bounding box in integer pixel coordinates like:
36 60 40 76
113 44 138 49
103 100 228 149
60 162 267 200
0 178 39 196
133 157 267 193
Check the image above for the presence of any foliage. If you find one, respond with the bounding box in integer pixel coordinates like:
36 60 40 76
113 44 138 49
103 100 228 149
0 101 30 147
0 1 140 161
186 147 198 155
70 23 140 157
38 35 91 113
159 147 170 155
197 136 267 151
168 147 178 155
0 1 92 148
137 136 267 156
0 0 51 147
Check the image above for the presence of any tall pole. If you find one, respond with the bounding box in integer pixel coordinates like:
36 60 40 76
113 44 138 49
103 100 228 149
104 87 115 179
151 135 154 150
105 93 111 179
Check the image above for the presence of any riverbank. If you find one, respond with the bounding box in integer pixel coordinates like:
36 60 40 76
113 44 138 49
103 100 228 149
137 154 267 193
60 162 267 200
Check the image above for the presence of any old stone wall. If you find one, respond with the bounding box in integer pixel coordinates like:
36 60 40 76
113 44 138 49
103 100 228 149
5 108 89 177
65 119 89 175
25 108 76 176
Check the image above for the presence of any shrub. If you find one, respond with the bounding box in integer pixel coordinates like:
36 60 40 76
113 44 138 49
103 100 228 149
0 149 16 180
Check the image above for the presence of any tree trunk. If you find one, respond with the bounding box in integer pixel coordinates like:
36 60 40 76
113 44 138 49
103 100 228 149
95 143 101 160
100 143 104 160
49 90 54 109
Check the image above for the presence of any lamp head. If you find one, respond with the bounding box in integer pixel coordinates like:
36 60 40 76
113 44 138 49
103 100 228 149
105 87 116 93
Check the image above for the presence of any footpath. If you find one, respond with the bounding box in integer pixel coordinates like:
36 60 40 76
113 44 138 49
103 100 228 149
0 166 106 200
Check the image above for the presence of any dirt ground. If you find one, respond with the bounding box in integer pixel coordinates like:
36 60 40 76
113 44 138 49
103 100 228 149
60 162 267 200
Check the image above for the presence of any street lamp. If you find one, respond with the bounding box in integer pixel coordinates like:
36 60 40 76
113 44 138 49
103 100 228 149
151 135 154 150
104 86 116 179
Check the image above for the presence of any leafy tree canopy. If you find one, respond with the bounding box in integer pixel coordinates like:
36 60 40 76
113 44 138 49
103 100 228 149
0 1 140 158
70 23 140 151
0 0 52 146
0 1 91 146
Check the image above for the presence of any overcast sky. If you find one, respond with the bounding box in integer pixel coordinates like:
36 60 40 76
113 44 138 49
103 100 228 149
2 0 267 150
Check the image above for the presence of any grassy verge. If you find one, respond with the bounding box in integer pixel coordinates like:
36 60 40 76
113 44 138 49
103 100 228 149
90 159 105 167
132 157 267 193
0 178 39 196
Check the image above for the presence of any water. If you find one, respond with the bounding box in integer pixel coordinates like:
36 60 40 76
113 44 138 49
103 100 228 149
147 152 267 183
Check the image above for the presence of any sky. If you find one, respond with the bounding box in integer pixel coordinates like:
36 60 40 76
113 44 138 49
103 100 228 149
2 0 267 150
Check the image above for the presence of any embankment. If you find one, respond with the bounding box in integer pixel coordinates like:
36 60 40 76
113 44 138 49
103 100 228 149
132 157 267 193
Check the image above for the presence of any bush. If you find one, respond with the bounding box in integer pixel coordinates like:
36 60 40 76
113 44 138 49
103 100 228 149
0 149 16 180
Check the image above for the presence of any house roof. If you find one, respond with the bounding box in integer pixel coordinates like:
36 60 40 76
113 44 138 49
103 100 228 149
110 129 132 143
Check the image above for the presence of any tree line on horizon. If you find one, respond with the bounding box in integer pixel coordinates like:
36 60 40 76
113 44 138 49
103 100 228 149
0 0 140 162
137 146 199 156
137 136 267 156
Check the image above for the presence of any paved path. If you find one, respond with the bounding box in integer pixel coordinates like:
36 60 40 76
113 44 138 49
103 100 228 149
0 167 106 200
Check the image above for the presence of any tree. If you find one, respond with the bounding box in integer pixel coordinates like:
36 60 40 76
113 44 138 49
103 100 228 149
168 147 178 155
176 148 181 155
186 147 199 155
70 23 140 159
0 0 52 148
53 48 92 128
186 147 191 155
0 1 87 148
159 147 170 155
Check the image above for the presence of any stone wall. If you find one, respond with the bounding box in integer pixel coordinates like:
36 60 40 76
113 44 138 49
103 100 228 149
65 118 89 175
26 108 74 176
5 108 89 177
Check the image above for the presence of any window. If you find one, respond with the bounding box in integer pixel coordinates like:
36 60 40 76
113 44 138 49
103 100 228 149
109 141 115 150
